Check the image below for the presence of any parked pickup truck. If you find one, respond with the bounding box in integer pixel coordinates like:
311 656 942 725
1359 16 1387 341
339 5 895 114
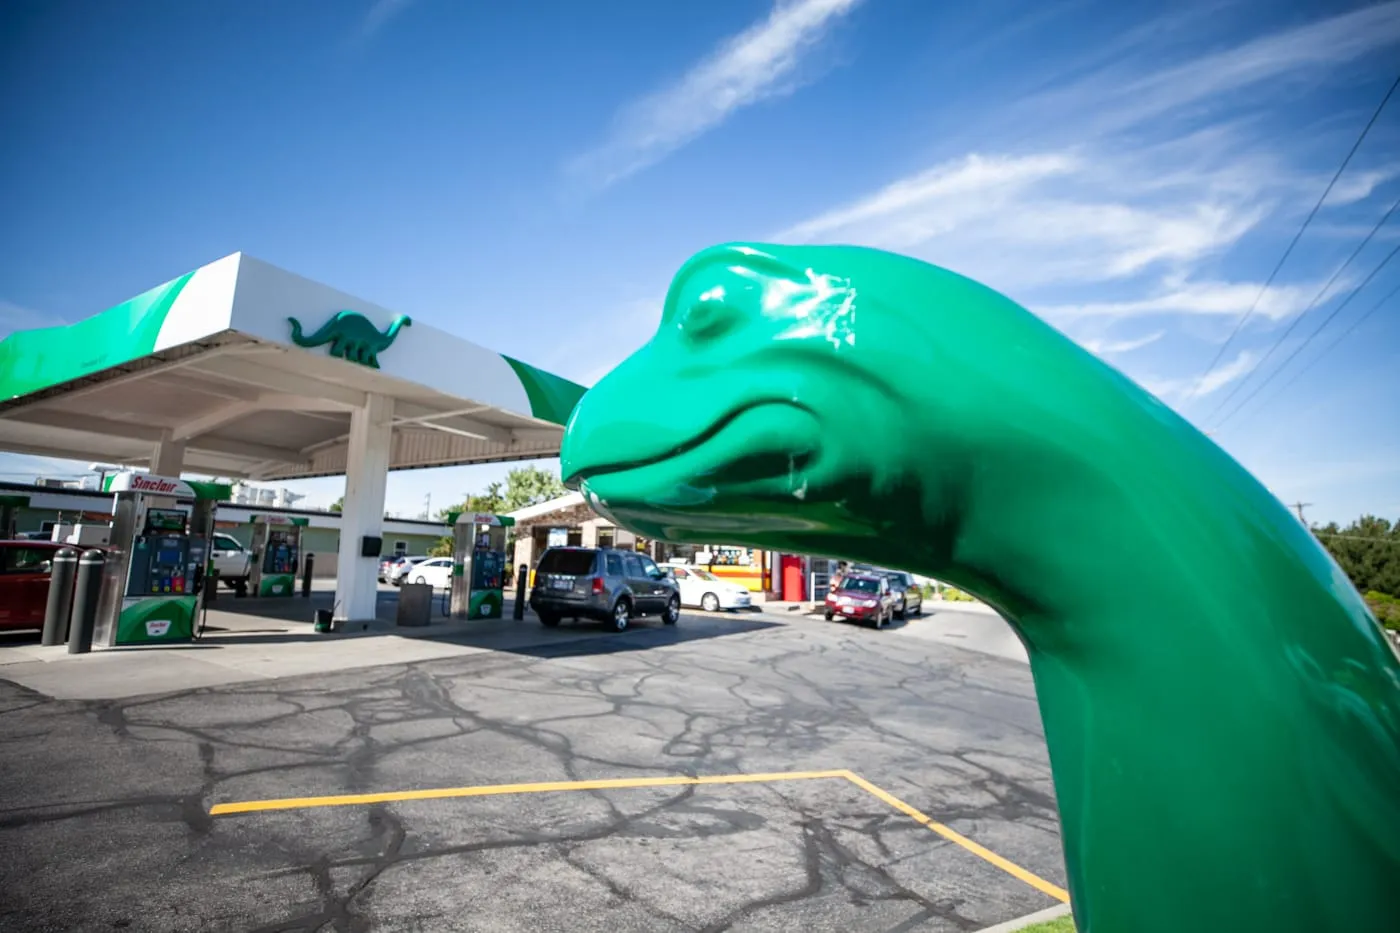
210 533 252 594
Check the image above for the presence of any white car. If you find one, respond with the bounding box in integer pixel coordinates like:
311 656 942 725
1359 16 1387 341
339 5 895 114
404 556 454 590
388 555 431 585
661 563 752 612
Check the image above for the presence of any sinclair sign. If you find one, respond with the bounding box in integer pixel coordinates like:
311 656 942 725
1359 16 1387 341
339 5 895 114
104 472 196 498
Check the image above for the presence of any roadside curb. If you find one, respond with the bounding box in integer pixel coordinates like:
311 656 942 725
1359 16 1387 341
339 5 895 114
974 903 1072 932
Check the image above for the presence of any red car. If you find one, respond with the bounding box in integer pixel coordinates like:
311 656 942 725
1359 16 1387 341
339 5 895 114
0 540 71 632
824 572 897 628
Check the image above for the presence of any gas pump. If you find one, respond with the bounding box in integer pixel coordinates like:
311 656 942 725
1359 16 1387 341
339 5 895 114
449 512 514 619
93 472 231 646
248 515 307 597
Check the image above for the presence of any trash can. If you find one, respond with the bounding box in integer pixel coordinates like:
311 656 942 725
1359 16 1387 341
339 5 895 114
396 582 433 627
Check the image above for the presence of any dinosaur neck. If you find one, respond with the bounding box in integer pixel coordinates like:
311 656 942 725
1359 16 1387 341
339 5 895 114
923 393 1400 930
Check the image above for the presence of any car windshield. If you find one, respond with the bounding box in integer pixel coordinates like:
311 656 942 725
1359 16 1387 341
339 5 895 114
840 576 881 593
538 549 596 575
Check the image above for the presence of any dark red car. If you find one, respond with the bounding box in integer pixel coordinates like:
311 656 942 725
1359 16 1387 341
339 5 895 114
824 572 897 628
0 540 71 632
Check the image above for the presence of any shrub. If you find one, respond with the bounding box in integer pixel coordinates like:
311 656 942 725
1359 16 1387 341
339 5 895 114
1365 591 1400 630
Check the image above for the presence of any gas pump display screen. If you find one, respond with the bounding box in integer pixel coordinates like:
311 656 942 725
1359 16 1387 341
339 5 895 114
146 509 187 533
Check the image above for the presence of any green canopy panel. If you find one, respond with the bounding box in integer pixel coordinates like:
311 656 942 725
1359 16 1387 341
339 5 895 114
0 253 588 480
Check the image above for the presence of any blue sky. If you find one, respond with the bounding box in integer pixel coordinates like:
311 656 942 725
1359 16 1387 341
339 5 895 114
1 0 1398 525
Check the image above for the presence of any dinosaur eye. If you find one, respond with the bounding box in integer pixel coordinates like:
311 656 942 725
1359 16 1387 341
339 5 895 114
677 268 760 344
679 295 745 342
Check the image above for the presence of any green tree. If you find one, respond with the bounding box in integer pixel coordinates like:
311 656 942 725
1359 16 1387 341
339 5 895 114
436 466 566 521
499 465 567 511
329 496 344 513
1311 514 1400 598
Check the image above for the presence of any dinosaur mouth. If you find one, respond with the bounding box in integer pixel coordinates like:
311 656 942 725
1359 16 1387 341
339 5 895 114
564 400 821 494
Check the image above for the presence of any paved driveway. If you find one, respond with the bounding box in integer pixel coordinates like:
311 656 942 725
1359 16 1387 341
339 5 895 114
0 610 1064 932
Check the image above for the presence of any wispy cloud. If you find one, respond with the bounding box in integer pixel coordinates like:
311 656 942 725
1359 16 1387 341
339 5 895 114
774 1 1400 410
568 0 864 188
360 0 415 39
1011 1 1400 140
1142 349 1258 401
1324 164 1400 207
1037 278 1324 323
776 145 1278 290
1078 330 1165 355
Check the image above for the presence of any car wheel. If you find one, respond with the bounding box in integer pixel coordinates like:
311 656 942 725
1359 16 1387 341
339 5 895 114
539 611 561 628
701 592 720 612
663 595 680 625
610 598 631 632
824 610 834 621
895 605 906 620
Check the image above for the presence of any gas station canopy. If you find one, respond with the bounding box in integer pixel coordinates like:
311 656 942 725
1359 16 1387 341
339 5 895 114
0 252 587 480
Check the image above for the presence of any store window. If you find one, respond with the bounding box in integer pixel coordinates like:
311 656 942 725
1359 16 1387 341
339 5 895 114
597 527 615 549
710 546 753 566
394 541 408 556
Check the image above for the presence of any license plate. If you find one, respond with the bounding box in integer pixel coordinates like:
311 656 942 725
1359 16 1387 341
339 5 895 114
550 577 572 590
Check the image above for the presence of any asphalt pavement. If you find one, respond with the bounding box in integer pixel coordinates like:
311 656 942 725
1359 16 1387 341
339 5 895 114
0 607 1064 932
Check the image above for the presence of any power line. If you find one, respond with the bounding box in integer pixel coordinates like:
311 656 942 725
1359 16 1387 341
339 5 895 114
1185 70 1400 402
1312 533 1400 547
1200 192 1400 423
1213 236 1400 430
1239 277 1400 422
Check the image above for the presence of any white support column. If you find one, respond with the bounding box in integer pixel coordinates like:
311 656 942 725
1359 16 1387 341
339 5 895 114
335 393 394 622
148 430 187 507
151 429 186 478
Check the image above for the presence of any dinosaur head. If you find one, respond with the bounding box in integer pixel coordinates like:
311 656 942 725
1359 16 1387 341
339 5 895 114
560 242 1060 562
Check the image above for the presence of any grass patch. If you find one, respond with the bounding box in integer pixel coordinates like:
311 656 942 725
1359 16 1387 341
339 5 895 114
1016 917 1075 933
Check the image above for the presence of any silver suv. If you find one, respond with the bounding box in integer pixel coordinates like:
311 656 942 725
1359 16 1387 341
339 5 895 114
529 547 681 632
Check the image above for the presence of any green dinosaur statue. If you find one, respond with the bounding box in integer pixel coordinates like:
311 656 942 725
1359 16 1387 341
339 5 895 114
560 243 1400 933
287 310 411 369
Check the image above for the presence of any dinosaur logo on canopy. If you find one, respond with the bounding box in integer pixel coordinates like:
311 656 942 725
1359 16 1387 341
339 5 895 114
287 310 411 369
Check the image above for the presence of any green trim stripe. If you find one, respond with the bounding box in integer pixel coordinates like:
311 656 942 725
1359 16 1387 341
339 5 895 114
185 480 232 502
500 355 587 426
0 271 195 401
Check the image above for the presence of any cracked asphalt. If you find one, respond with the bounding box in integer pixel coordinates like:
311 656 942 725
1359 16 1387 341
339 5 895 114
0 611 1066 932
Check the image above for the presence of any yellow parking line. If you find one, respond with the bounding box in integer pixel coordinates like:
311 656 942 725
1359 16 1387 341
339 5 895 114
208 768 1069 903
837 770 1070 903
207 770 849 815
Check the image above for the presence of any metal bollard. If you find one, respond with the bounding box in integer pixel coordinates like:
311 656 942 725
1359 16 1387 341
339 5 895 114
302 553 314 598
513 563 527 620
41 547 79 646
67 549 105 654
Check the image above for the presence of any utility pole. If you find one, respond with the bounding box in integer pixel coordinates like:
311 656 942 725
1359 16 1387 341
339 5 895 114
1291 501 1312 524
